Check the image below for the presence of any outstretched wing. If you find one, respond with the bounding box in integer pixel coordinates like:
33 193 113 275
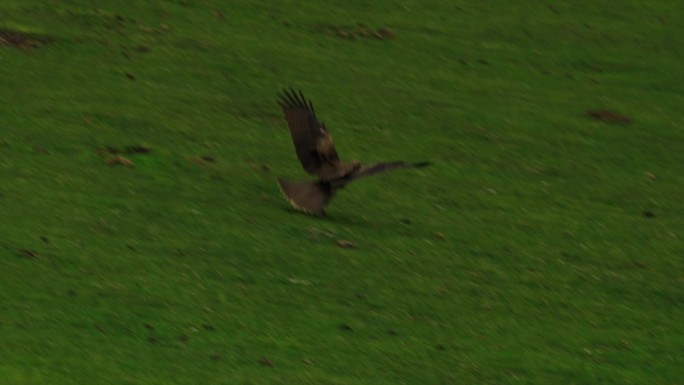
277 88 340 176
348 161 430 182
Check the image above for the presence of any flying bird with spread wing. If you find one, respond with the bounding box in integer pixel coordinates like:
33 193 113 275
276 88 429 216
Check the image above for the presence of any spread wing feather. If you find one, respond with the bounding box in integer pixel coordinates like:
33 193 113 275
278 88 339 176
348 161 430 182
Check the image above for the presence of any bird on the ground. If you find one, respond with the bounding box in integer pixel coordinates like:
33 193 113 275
276 88 429 217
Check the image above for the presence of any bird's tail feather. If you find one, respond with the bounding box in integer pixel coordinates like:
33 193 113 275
278 178 332 217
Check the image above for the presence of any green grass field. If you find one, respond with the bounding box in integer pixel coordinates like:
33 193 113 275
1 1 683 384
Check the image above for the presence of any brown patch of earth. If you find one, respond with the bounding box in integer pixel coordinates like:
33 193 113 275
106 155 135 167
124 145 151 154
17 249 41 259
103 145 151 155
258 357 273 367
338 323 354 332
249 162 270 172
0 29 51 49
336 239 356 249
586 109 632 124
191 156 219 166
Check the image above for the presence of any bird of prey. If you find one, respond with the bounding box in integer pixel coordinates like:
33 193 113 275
276 88 429 216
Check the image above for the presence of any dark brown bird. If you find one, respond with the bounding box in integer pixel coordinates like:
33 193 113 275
277 88 429 216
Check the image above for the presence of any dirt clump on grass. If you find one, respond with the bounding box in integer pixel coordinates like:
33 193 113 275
106 155 135 167
103 145 151 155
17 249 41 259
336 239 356 249
124 145 151 154
586 109 632 125
258 357 273 367
0 29 51 49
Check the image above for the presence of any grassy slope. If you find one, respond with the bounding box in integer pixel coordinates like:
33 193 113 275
1 1 683 384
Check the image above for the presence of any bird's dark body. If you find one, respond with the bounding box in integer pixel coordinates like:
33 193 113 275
276 88 429 216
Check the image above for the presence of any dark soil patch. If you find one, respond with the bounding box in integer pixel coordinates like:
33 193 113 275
191 156 218 166
0 29 51 49
103 145 151 155
258 357 273 367
338 323 354 332
124 145 151 154
315 23 395 41
249 162 270 172
586 109 632 125
17 249 41 259
135 45 151 53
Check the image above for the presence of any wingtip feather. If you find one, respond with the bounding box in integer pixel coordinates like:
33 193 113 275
277 87 316 114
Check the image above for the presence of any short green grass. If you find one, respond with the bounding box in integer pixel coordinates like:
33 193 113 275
1 1 683 384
